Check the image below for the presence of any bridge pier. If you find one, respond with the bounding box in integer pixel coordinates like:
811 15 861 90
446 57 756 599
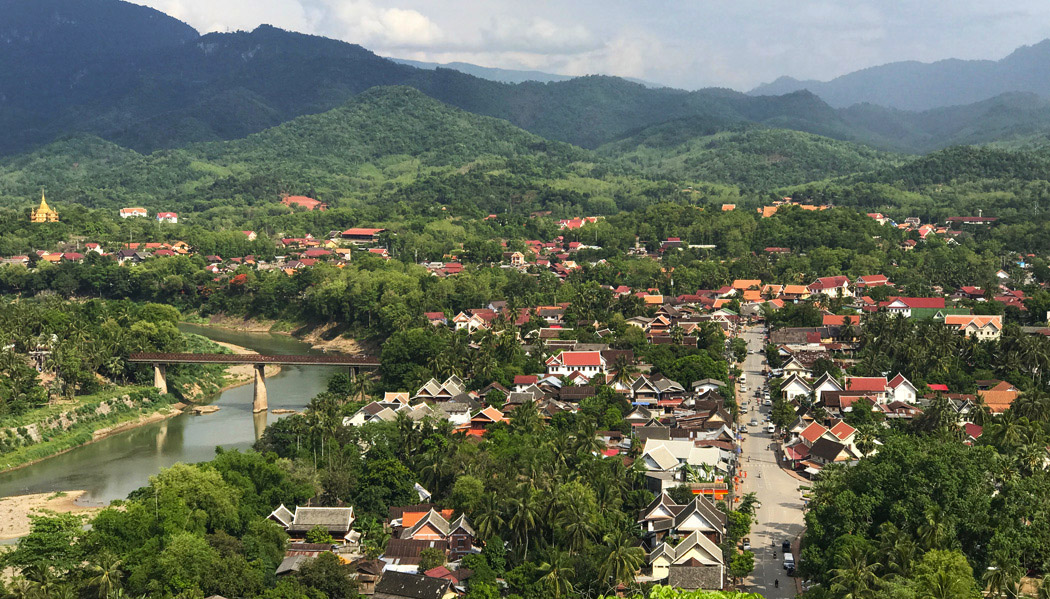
252 364 268 413
153 364 168 395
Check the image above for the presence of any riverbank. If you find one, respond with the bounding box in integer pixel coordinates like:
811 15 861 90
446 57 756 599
214 341 281 391
193 313 374 354
0 491 105 540
0 389 183 474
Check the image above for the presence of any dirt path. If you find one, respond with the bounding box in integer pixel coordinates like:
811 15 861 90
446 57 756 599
0 491 104 540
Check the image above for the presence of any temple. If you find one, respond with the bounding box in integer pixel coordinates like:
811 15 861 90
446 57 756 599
30 192 59 223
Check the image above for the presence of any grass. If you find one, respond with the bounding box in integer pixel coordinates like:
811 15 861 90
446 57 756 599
0 398 178 472
0 387 148 430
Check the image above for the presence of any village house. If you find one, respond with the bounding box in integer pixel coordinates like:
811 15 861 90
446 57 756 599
808 276 852 298
268 505 359 545
156 212 178 223
944 314 1003 340
545 350 608 378
119 207 148 219
374 571 456 599
341 228 385 244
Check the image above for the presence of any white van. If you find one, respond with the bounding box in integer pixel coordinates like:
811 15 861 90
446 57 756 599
766 424 776 434
783 552 795 569
739 373 747 384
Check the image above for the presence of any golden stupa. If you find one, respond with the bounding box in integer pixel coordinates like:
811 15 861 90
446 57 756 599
30 191 59 223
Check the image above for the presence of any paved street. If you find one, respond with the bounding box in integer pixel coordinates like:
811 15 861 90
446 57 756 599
735 325 807 598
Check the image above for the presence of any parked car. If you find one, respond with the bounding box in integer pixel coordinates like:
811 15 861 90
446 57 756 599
742 537 751 551
783 552 795 569
749 420 759 426
782 540 791 553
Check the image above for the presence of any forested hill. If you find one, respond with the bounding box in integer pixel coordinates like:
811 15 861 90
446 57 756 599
0 87 593 210
599 121 902 188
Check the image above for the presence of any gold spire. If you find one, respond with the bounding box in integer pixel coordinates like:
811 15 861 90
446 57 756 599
30 188 59 223
38 190 50 212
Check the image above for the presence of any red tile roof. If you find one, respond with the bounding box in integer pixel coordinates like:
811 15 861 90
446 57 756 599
846 377 888 392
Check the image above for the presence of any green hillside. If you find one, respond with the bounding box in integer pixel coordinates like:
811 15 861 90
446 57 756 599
0 87 594 211
600 121 903 187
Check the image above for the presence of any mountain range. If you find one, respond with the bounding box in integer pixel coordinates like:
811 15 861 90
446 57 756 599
6 0 1050 171
750 40 1050 111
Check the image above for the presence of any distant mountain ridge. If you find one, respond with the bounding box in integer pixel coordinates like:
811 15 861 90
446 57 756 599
750 40 1050 111
8 0 1050 160
388 57 658 87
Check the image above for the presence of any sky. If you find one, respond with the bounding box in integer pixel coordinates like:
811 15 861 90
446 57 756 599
136 0 1050 90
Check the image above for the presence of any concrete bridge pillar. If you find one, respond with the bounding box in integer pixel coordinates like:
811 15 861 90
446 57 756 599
153 364 168 395
252 364 268 413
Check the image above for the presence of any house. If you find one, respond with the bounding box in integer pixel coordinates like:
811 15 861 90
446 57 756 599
412 376 466 402
282 195 328 211
631 375 685 405
978 381 1020 413
398 508 477 559
30 193 59 223
781 373 813 402
845 377 890 403
452 309 497 333
545 351 607 377
855 274 891 291
119 207 148 218
885 297 945 318
457 407 508 437
341 228 386 244
640 438 729 476
887 374 918 403
808 276 851 298
781 284 811 302
374 571 456 599
156 212 178 223
649 531 724 589
691 379 726 395
268 505 358 544
502 251 525 266
637 492 726 544
242 230 257 241
944 315 1003 340
808 438 860 467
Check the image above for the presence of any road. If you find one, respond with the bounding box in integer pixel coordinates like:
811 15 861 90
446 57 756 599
735 324 807 598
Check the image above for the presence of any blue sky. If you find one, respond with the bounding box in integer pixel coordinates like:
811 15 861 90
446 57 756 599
138 0 1050 90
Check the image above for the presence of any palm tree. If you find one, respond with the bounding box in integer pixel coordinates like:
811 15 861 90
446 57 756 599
983 559 1023 599
922 569 967 599
829 545 882 599
917 505 949 551
508 485 540 561
536 548 576 599
87 554 123 599
558 502 595 552
610 354 638 389
599 528 645 588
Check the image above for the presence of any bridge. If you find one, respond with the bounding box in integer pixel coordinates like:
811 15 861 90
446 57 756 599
129 352 381 413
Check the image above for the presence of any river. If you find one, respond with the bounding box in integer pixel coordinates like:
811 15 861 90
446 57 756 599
0 324 330 505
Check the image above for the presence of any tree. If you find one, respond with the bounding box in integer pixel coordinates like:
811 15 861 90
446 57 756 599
724 511 751 542
418 547 446 573
482 536 507 575
913 550 979 599
599 528 645 587
86 554 123 599
828 545 882 599
296 552 359 599
5 512 84 575
536 548 576 599
728 551 755 582
770 398 796 430
305 525 334 544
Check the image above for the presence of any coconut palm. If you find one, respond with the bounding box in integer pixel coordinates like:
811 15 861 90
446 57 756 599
508 485 540 561
87 554 123 599
599 528 645 587
473 494 505 541
983 559 1023 599
536 548 576 599
828 545 882 599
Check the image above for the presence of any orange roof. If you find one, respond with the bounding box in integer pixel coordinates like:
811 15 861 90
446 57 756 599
742 290 762 302
762 284 784 296
944 315 1002 330
733 279 762 290
721 204 736 211
759 206 779 218
823 315 861 326
979 390 1019 413
643 294 664 305
800 422 829 444
783 285 809 295
402 509 455 528
829 421 856 440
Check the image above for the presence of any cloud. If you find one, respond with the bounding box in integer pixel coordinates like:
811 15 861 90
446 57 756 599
476 17 599 54
318 1 443 48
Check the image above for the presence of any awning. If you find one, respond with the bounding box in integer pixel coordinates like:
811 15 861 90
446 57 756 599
804 467 821 476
